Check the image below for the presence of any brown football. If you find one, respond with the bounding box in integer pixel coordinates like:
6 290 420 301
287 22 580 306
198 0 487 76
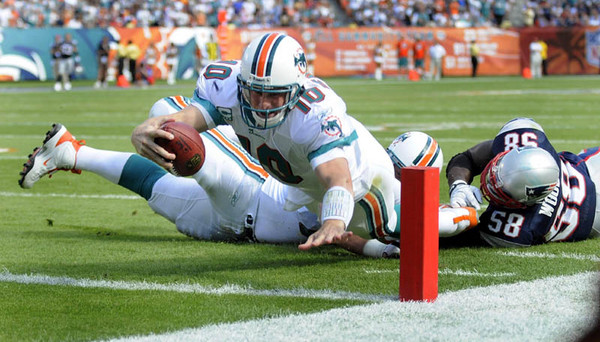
155 121 205 176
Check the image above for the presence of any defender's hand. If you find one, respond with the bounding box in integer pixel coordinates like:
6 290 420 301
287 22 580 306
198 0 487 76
449 180 483 210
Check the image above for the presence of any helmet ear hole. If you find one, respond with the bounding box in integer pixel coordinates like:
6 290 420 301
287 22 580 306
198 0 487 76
480 146 559 208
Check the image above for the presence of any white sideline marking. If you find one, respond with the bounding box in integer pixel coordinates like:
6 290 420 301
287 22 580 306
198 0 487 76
456 88 600 96
498 250 600 263
103 272 599 342
0 270 392 303
0 191 141 200
363 268 516 277
437 268 516 277
0 134 132 140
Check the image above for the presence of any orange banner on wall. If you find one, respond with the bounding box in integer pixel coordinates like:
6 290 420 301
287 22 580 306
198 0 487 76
228 27 521 77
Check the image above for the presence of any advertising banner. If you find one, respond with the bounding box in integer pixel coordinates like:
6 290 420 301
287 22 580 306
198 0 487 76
519 27 600 75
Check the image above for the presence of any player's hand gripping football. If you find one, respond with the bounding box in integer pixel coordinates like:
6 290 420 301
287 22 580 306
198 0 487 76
449 180 483 210
131 116 176 169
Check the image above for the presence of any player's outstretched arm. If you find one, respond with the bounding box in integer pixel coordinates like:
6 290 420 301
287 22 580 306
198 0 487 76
299 158 354 251
446 139 493 208
338 236 399 258
131 105 206 169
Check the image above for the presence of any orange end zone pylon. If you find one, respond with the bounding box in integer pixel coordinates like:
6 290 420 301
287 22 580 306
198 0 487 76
399 167 439 302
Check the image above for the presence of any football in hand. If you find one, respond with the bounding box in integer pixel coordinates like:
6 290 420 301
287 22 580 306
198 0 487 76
155 121 205 176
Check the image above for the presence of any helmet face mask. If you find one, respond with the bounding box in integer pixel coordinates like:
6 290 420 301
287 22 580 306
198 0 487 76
237 33 307 129
480 146 559 209
238 75 301 129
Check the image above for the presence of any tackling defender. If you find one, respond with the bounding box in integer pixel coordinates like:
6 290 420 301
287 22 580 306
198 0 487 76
445 117 600 247
131 33 477 250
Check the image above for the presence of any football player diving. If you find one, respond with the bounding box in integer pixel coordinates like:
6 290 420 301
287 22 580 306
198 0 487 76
19 93 479 258
19 96 400 258
130 33 477 251
445 117 600 247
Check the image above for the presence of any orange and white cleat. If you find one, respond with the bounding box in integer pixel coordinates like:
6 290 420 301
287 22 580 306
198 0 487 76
19 123 85 189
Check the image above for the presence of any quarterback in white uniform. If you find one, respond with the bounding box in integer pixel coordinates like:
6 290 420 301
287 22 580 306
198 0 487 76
19 95 401 258
133 33 401 249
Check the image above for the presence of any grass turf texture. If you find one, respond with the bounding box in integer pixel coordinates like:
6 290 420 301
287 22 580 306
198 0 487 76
1 76 599 341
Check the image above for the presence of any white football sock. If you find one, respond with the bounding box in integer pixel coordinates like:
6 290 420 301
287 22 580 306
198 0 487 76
75 146 133 184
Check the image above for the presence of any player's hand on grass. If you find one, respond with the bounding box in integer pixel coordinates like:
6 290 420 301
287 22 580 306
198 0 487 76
449 180 483 210
132 117 176 169
298 220 353 250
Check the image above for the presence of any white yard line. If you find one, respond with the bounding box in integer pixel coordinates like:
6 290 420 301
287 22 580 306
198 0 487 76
498 250 600 263
0 270 392 302
103 271 599 342
0 134 132 139
0 191 141 200
363 268 516 277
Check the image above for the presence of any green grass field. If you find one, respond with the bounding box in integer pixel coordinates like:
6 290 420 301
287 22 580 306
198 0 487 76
1 76 600 341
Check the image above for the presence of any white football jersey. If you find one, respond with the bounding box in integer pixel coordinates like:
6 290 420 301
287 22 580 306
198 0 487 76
191 60 386 211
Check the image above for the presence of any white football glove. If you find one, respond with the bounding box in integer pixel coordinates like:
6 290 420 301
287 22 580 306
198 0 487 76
449 180 483 210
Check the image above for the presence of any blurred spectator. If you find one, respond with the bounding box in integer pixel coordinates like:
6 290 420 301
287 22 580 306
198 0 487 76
529 37 543 78
137 58 154 87
413 36 426 75
373 40 384 81
50 34 62 88
145 42 158 77
206 34 221 63
55 33 77 91
539 38 548 76
95 36 110 89
470 39 479 77
0 0 598 29
590 8 600 26
126 40 141 82
166 42 178 85
428 39 445 81
117 40 127 77
302 30 316 75
492 0 507 26
397 34 411 76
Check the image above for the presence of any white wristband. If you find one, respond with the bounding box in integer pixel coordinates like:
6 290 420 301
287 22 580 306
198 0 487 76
321 186 354 228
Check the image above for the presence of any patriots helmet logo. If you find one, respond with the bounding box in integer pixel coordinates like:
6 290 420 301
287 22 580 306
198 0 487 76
525 182 557 202
294 49 307 75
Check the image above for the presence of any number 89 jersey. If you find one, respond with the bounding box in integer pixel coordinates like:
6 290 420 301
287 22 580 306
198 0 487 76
478 118 596 247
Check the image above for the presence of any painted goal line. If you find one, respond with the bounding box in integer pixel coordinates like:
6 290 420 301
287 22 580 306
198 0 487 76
103 271 600 342
0 270 393 302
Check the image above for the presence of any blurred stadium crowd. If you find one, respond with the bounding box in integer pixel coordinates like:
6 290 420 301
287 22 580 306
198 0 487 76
0 0 598 29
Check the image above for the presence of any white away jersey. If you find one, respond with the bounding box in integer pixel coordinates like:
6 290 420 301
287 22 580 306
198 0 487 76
191 60 379 209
